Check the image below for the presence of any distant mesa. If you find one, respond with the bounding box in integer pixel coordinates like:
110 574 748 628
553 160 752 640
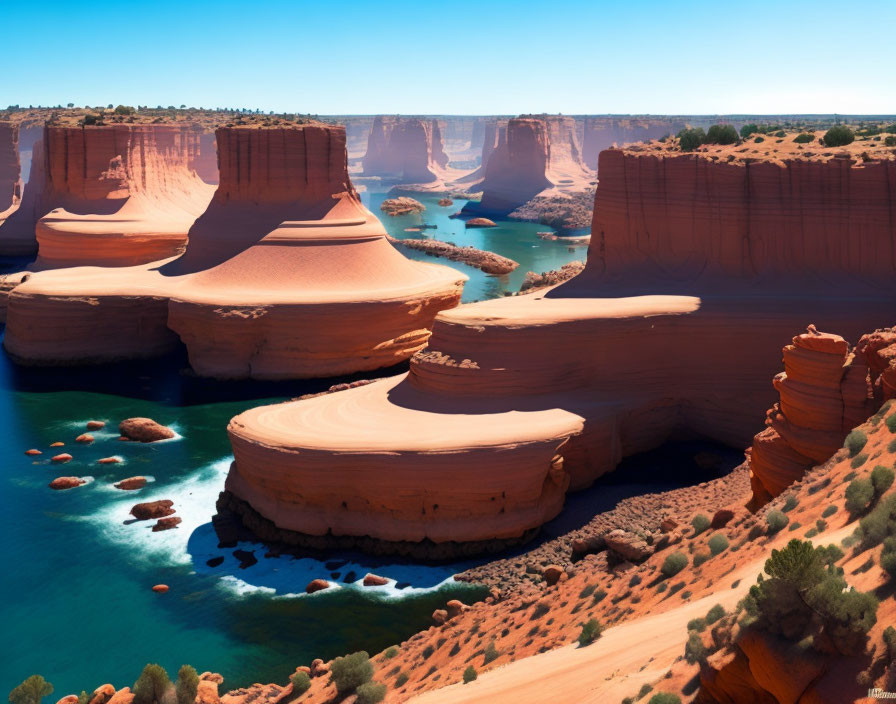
223 143 896 555
362 116 451 189
3 123 466 379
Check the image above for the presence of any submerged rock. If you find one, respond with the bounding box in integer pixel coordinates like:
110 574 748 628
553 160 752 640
119 418 175 443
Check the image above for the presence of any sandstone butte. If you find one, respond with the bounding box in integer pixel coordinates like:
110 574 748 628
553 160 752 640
461 115 594 218
0 122 215 265
361 116 455 189
3 122 467 379
223 138 896 554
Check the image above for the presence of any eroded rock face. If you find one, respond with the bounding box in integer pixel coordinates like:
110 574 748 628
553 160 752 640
4 124 465 377
222 146 896 553
362 116 449 184
0 122 20 219
748 325 878 507
0 134 44 256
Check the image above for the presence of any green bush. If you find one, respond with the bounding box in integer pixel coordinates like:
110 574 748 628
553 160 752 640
628 574 642 587
691 514 711 534
881 537 896 577
871 466 895 497
175 666 199 704
289 672 310 697
648 695 681 704
114 104 136 115
887 415 896 433
886 136 896 147
740 124 759 138
330 652 373 695
677 128 705 151
684 631 708 664
687 617 707 632
637 683 653 700
884 626 896 663
824 125 855 147
766 510 789 534
783 495 799 512
705 124 739 145
822 505 837 518
851 453 869 469
578 618 603 645
395 672 409 687
693 551 710 568
845 430 868 457
383 646 399 659
816 518 827 532
743 539 877 654
483 641 499 665
793 133 815 143
661 552 688 577
9 676 54 704
754 136 765 143
708 533 729 556
133 665 171 704
462 666 477 684
355 682 386 704
706 604 726 624
846 478 875 515
775 130 786 137
592 588 607 603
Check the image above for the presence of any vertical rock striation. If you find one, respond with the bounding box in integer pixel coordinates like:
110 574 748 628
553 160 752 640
361 116 450 184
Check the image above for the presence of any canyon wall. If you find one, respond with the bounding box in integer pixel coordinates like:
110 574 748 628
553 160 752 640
0 122 20 215
225 146 896 553
190 128 219 184
33 123 214 266
361 116 449 183
581 117 686 169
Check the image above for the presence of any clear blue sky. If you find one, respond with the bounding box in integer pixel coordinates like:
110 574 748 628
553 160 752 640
2 0 894 115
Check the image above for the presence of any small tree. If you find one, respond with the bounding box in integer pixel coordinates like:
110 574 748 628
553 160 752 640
175 666 198 704
677 128 705 151
289 671 310 698
793 133 815 143
9 676 53 704
354 682 386 704
462 666 477 684
684 631 708 664
708 534 729 556
329 652 373 695
578 618 603 645
824 125 855 147
766 510 788 534
845 429 868 456
705 604 725 624
704 124 739 145
133 665 172 704
740 124 759 138
691 514 711 535
483 641 499 665
845 478 875 515
871 466 895 497
661 552 688 577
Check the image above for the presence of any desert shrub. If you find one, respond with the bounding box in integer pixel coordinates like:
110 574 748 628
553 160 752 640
685 631 708 664
754 136 765 143
740 124 759 138
881 537 896 577
395 671 409 687
592 588 607 603
743 539 877 655
330 652 373 695
383 646 399 659
706 604 726 624
705 124 739 145
629 574 642 588
822 505 837 518
805 527 819 539
851 453 869 469
789 522 802 532
677 128 705 151
354 682 386 704
846 430 868 456
661 552 688 577
462 666 477 684
669 581 685 596
578 583 597 599
888 415 896 434
886 136 896 147
648 695 681 704
783 495 799 512
9 676 54 704
793 133 815 143
858 496 896 547
816 518 827 532
708 533 729 556
656 582 667 593
775 130 786 137
884 626 896 663
483 641 499 665
637 684 653 699
766 510 789 534
114 104 136 115
872 466 895 497
421 645 434 660
133 665 171 704
578 618 603 645
693 551 710 568
824 125 855 146
691 514 711 534
175 666 199 704
289 671 310 697
846 478 875 515
687 617 707 632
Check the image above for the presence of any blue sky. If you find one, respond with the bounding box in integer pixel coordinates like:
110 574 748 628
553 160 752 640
2 0 894 115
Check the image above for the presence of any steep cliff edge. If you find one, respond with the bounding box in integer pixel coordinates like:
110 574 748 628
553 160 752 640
4 123 465 377
0 122 20 231
222 144 896 552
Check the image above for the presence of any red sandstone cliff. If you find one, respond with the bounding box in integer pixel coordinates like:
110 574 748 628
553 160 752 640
0 122 20 215
361 116 449 184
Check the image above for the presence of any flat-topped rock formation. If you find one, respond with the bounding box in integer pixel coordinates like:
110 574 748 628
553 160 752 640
224 144 896 554
463 115 594 216
362 116 451 187
0 122 20 231
4 123 466 378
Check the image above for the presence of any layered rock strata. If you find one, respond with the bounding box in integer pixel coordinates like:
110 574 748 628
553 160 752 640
362 116 450 185
748 325 896 506
0 122 20 224
224 147 896 552
0 136 46 256
4 124 465 378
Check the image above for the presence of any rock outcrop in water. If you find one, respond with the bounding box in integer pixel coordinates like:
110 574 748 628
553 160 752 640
362 116 450 186
223 142 896 553
4 123 466 378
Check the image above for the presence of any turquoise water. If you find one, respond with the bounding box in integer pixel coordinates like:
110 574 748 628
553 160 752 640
360 188 589 302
